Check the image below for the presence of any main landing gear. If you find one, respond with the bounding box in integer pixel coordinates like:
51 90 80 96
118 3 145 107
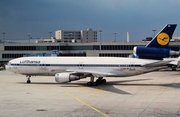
26 75 31 83
87 76 106 86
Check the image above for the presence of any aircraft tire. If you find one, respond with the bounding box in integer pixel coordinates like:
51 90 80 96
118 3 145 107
102 79 106 83
93 82 98 86
27 80 31 83
87 82 92 86
96 79 106 84
96 79 101 84
87 82 98 86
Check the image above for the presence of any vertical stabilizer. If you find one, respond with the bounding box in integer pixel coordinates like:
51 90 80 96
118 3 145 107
146 24 177 47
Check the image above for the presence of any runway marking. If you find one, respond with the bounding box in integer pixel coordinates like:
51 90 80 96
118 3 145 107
176 74 180 78
77 86 103 98
67 86 87 93
65 86 109 117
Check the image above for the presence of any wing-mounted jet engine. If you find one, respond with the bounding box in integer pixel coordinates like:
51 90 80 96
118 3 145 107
55 73 80 83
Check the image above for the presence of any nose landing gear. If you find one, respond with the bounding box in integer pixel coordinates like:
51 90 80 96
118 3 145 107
26 75 31 83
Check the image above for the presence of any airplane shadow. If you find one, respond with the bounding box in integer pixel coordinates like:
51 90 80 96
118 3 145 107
63 78 180 94
16 78 180 95
61 79 152 95
111 82 180 89
158 69 180 72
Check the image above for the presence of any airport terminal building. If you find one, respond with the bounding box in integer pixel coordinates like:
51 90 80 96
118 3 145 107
55 28 97 43
1 41 180 64
1 27 180 65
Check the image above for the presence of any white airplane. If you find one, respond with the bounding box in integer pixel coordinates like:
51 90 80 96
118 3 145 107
5 24 177 86
6 56 171 86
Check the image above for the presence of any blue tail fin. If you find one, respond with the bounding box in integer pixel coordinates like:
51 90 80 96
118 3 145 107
146 24 177 47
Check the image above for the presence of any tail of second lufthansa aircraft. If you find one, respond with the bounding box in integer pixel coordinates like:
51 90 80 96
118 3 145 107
146 24 177 47
133 24 179 60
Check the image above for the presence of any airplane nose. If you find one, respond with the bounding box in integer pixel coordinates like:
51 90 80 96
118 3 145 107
5 62 12 71
5 65 9 71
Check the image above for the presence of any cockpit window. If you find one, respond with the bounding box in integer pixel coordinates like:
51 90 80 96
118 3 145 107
7 62 11 65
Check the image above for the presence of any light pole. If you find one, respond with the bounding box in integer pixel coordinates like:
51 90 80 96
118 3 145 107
49 31 52 39
114 32 117 42
27 33 31 43
152 30 156 37
2 32 6 43
99 30 103 50
49 31 52 51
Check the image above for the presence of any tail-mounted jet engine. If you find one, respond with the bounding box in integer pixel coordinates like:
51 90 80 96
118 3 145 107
55 73 80 83
133 46 179 60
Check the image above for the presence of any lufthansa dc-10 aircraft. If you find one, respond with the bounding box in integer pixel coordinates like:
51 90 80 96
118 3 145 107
5 24 177 86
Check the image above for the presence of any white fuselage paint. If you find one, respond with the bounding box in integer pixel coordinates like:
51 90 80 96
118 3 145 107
6 57 166 77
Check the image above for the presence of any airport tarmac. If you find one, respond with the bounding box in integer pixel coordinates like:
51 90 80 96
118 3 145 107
1 70 180 117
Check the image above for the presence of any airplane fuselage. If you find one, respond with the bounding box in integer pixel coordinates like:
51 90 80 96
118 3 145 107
6 57 166 77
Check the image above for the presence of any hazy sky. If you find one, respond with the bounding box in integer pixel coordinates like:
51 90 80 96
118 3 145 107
1 0 180 42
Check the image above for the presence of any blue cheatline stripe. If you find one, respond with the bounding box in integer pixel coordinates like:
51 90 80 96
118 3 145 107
10 64 142 67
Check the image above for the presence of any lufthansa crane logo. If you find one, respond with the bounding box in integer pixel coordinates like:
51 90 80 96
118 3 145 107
157 33 170 46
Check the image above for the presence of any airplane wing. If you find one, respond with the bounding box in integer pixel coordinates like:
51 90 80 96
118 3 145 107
66 60 173 77
141 60 172 67
66 68 113 77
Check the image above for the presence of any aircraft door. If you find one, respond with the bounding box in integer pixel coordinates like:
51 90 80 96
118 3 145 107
79 62 83 69
130 62 135 70
11 61 20 73
38 62 47 74
40 62 46 69
12 61 18 69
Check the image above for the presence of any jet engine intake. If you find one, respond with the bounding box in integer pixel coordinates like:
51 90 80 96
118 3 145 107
55 73 80 83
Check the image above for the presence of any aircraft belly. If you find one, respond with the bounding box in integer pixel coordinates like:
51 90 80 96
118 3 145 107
108 67 144 77
19 66 40 75
37 66 66 76
18 66 66 76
